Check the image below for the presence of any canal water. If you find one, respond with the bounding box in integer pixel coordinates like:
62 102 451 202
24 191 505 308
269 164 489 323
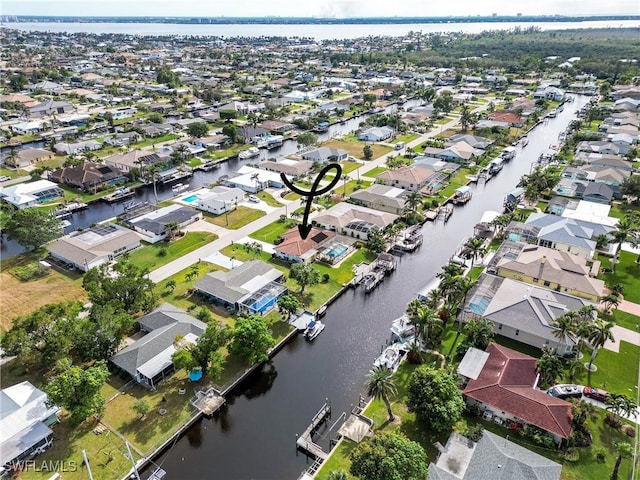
152 95 589 480
0 101 416 259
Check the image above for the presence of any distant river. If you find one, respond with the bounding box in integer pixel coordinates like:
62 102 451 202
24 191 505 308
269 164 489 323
4 20 640 39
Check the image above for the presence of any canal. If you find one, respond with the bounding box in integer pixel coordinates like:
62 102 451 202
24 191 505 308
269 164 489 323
0 100 417 259
152 94 589 480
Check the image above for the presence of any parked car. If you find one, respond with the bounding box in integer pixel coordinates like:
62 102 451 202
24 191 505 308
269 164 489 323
248 195 260 203
547 384 584 400
583 386 609 402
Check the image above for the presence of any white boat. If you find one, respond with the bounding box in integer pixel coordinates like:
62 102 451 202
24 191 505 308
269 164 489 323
303 320 325 341
172 183 189 194
238 147 260 159
373 342 408 372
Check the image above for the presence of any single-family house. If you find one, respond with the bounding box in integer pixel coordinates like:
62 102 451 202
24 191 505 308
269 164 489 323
357 126 394 142
273 227 336 263
301 147 349 163
183 186 245 215
312 203 398 240
104 151 170 174
259 158 313 179
438 141 479 163
614 98 640 112
0 382 61 472
48 223 141 271
462 273 594 355
53 140 102 155
195 135 230 150
446 134 493 150
28 81 66 95
582 182 615 204
533 86 565 101
109 304 206 389
376 165 436 192
487 111 524 127
492 242 605 301
0 180 63 209
127 205 202 243
49 162 126 192
428 430 562 480
224 165 286 193
349 184 407 215
4 148 55 168
28 100 75 118
195 260 287 315
460 343 573 445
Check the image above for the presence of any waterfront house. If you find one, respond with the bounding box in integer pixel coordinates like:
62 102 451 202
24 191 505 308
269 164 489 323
49 162 126 192
357 126 394 142
0 382 61 472
461 343 573 445
109 304 206 389
273 227 336 263
48 223 141 272
446 134 494 150
104 150 170 174
53 140 102 155
461 273 594 355
349 184 407 215
437 142 479 163
491 242 605 301
127 205 202 244
195 260 287 315
0 180 63 209
259 158 314 179
184 186 245 215
301 147 349 163
5 148 55 168
312 202 398 240
375 165 437 192
428 430 562 480
224 165 286 193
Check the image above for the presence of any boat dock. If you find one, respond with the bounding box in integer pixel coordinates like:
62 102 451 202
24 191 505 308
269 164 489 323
437 204 454 222
103 187 135 203
363 269 385 293
194 160 221 172
190 387 225 416
54 201 88 218
296 401 332 461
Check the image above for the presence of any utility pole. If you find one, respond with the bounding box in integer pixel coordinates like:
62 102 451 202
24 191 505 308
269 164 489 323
125 441 141 480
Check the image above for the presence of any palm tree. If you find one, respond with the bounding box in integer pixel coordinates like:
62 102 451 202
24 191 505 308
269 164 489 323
425 287 444 310
165 221 179 240
461 237 486 273
606 393 628 421
251 172 261 192
326 471 349 480
570 398 597 430
611 442 632 480
405 298 424 323
489 213 513 234
365 365 397 422
451 276 476 332
567 358 583 382
587 318 615 371
601 292 621 313
610 213 640 272
551 311 578 350
536 346 563 388
341 174 350 196
404 191 422 213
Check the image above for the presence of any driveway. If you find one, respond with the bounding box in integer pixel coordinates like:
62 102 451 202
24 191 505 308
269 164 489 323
603 324 640 353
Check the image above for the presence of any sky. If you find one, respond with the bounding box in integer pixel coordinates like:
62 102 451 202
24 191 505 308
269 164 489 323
2 0 639 18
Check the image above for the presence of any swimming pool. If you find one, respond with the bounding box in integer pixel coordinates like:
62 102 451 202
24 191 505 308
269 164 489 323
182 194 199 203
326 244 348 259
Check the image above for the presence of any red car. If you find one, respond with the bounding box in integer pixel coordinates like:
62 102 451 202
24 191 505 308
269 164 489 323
583 386 609 402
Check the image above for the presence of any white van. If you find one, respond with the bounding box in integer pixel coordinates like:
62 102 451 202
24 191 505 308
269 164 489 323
394 141 405 150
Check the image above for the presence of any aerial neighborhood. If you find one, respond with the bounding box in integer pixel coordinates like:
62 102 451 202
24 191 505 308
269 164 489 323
0 22 639 480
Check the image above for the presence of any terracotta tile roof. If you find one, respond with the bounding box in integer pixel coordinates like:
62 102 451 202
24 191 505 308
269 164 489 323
463 343 573 439
275 227 335 258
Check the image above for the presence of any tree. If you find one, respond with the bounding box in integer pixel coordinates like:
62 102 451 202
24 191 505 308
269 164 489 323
463 318 495 350
620 175 640 204
1 301 82 369
222 124 238 143
610 212 640 272
406 365 465 431
147 112 164 124
228 315 275 365
74 304 134 361
610 442 632 480
460 104 472 131
187 122 209 138
517 166 559 204
365 365 398 422
296 132 318 147
44 358 110 425
325 471 348 480
551 311 578 347
570 398 597 429
176 320 231 378
8 73 27 92
132 399 150 419
165 279 177 293
587 318 615 371
363 144 373 160
250 172 261 192
277 294 302 320
366 227 386 253
536 346 563 388
82 261 156 314
433 91 454 114
461 236 486 272
4 209 63 250
404 191 422 213
290 262 321 294
407 305 441 349
341 174 350 196
350 432 428 480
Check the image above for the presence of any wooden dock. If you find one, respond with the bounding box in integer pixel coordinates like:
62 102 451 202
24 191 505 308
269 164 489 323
437 204 454 222
190 387 225 416
296 402 331 461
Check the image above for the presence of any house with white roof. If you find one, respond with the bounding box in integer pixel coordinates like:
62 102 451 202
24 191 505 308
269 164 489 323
181 186 245 215
357 126 394 142
0 180 63 209
0 381 60 472
349 184 407 215
312 202 398 240
224 165 286 193
127 204 202 244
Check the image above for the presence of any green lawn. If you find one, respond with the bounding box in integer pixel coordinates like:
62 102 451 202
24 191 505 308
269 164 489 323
205 143 248 160
322 138 392 160
598 251 640 303
131 133 179 148
391 133 419 144
125 232 216 271
257 190 283 207
249 219 298 244
339 160 362 174
316 440 358 479
433 168 471 202
203 205 265 229
341 180 372 197
0 167 29 179
362 166 388 178
56 181 143 204
612 310 640 331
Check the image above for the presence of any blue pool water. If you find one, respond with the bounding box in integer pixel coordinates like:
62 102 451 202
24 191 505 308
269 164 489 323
326 244 348 259
182 194 198 203
252 294 277 313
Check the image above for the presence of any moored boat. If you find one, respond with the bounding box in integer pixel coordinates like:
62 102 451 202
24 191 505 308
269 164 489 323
303 320 325 341
238 146 260 159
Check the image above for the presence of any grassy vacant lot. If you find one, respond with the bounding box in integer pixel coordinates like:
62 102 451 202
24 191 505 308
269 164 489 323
598 251 640 304
1 249 87 329
257 190 283 207
340 179 372 197
126 232 216 272
322 138 392 160
362 166 388 178
339 160 362 174
391 133 419 144
203 205 265 229
249 219 297 244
